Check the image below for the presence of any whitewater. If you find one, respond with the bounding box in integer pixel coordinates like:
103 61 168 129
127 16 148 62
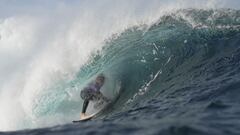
0 0 240 135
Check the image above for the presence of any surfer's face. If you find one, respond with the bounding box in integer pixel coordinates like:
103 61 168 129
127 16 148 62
96 76 104 85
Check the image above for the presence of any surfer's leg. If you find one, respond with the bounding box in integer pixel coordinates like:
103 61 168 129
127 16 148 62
82 100 89 113
81 100 89 117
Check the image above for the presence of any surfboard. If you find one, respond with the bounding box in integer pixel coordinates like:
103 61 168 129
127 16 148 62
72 99 113 123
72 113 97 123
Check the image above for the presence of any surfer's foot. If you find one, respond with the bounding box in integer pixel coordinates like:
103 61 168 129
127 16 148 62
80 113 86 118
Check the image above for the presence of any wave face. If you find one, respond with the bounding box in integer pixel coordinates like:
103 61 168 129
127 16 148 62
2 2 240 134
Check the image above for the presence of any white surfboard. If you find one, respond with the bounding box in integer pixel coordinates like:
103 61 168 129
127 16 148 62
72 100 113 123
72 113 97 123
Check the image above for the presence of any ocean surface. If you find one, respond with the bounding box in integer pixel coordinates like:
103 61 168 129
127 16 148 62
0 1 240 135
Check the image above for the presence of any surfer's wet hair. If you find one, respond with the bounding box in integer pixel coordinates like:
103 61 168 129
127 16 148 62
96 74 105 81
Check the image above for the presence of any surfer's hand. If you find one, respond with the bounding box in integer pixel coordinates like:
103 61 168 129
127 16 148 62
102 96 111 103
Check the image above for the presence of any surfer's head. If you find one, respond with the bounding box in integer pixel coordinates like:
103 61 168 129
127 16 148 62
96 74 105 86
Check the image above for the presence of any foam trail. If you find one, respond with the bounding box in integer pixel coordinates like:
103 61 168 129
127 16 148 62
0 0 239 131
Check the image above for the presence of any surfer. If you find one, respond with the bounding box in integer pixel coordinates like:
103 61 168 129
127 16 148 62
80 74 109 118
